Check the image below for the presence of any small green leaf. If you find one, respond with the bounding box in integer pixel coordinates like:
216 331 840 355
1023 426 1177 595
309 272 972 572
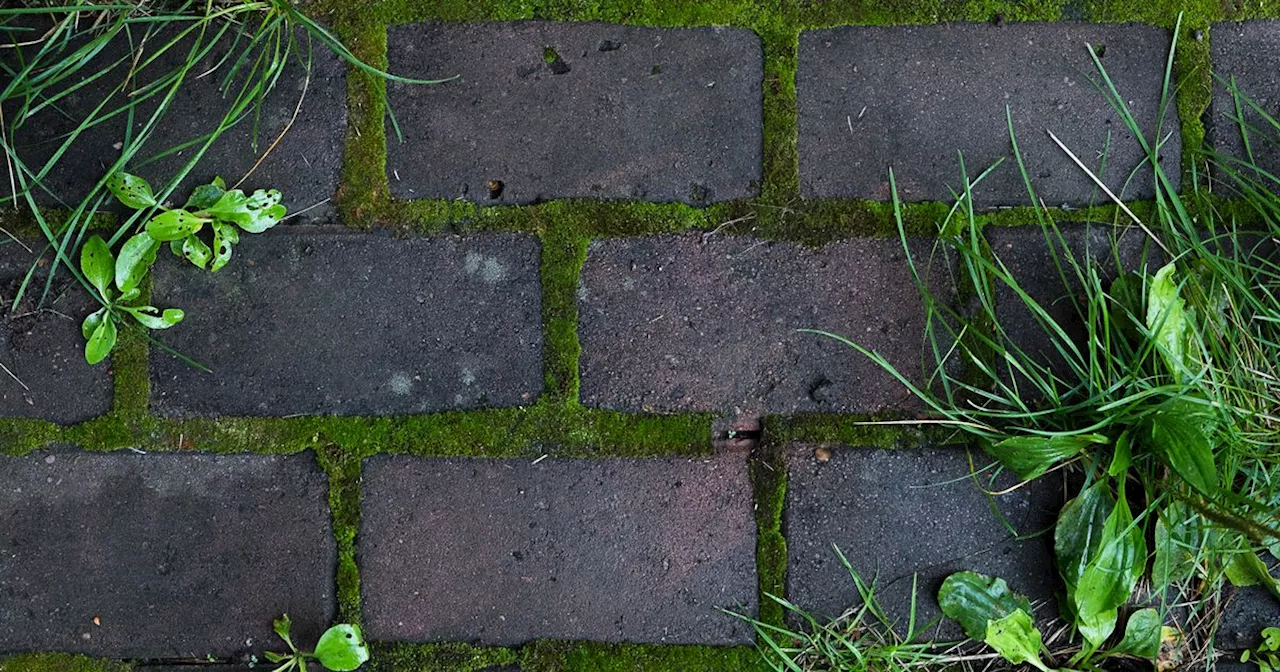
984 433 1108 481
1148 398 1218 496
1108 430 1131 477
185 181 227 210
1146 263 1196 381
211 222 240 272
85 316 116 364
81 308 106 341
123 306 184 330
1055 480 1115 606
1113 608 1162 659
146 210 209 241
984 609 1050 672
314 624 370 671
115 232 160 293
181 234 213 270
938 571 1034 641
263 651 288 663
206 188 286 233
1226 551 1280 599
273 614 296 653
80 235 115 299
107 172 156 209
1264 627 1280 651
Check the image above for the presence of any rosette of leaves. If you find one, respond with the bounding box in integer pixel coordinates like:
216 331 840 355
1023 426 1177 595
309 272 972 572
109 172 285 273
266 614 370 672
78 172 287 363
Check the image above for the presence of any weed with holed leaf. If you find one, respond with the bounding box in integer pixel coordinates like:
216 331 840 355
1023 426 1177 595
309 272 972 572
79 171 285 364
265 614 370 672
1241 627 1280 671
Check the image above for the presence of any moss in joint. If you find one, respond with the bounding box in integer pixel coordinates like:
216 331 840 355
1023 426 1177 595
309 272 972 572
0 653 130 672
750 439 788 628
520 641 769 672
369 641 517 672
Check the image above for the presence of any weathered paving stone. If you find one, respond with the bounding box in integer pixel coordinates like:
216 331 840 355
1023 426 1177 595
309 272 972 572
1219 585 1280 651
2 20 346 221
1210 21 1280 180
151 229 542 417
798 23 1179 205
987 223 1162 375
385 22 762 205
578 234 953 415
0 242 112 423
0 449 335 658
360 453 757 645
785 444 1062 638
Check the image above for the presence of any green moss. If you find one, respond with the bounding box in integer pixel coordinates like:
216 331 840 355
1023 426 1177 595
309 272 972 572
750 441 787 627
541 227 587 401
0 653 130 672
316 442 365 624
369 642 517 672
521 641 768 672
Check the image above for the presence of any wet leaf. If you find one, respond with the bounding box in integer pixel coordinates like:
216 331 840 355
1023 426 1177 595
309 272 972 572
938 571 1034 641
1113 608 1162 659
123 306 183 330
1148 398 1218 496
107 172 156 209
182 234 212 270
115 232 160 294
985 609 1049 671
1146 263 1196 381
211 222 240 272
147 209 208 241
314 624 369 671
80 235 114 300
206 188 285 233
984 433 1108 481
85 316 116 364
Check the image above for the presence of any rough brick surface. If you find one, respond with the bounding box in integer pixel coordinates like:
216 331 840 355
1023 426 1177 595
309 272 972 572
785 444 1062 637
0 450 334 658
578 234 952 415
987 223 1162 375
2 20 345 221
0 243 112 423
1219 585 1280 651
385 22 762 205
360 453 757 645
151 229 542 417
799 23 1179 205
1210 21 1280 180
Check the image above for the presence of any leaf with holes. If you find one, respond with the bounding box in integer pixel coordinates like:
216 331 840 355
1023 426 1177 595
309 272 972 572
185 180 227 210
115 232 160 294
107 172 156 209
938 571 1034 641
984 433 1108 481
81 308 106 341
147 209 209 241
206 188 286 233
181 234 212 270
211 222 240 272
314 624 369 671
80 235 114 300
85 316 116 364
123 305 184 330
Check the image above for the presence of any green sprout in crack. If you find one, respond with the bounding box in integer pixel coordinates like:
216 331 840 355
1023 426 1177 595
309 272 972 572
266 614 370 672
79 171 285 365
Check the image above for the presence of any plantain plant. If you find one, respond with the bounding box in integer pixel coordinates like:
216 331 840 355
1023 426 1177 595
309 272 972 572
266 614 370 672
79 171 284 364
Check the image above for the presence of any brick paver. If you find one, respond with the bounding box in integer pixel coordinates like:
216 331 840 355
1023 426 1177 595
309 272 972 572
359 453 757 645
785 444 1062 638
986 223 1162 375
0 243 112 424
799 23 1179 205
578 234 952 414
0 450 335 658
385 22 762 205
1210 21 1280 180
151 230 543 417
3 21 346 220
1219 585 1280 651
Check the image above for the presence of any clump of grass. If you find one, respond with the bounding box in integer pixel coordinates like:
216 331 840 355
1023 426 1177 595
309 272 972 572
812 12 1278 668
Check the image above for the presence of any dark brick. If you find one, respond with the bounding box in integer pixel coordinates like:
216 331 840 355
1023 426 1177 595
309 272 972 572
987 223 1162 376
150 229 542 417
1210 21 1280 181
1217 663 1257 672
1220 585 1280 651
578 234 953 415
360 453 757 645
385 22 762 205
3 19 345 221
0 449 335 658
785 444 1062 639
799 23 1179 205
0 242 112 423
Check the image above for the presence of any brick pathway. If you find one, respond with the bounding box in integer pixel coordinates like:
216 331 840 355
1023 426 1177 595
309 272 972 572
1 6 1278 672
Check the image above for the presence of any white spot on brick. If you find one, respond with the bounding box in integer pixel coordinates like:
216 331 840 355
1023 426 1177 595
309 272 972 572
461 367 476 386
389 373 413 396
465 251 507 284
